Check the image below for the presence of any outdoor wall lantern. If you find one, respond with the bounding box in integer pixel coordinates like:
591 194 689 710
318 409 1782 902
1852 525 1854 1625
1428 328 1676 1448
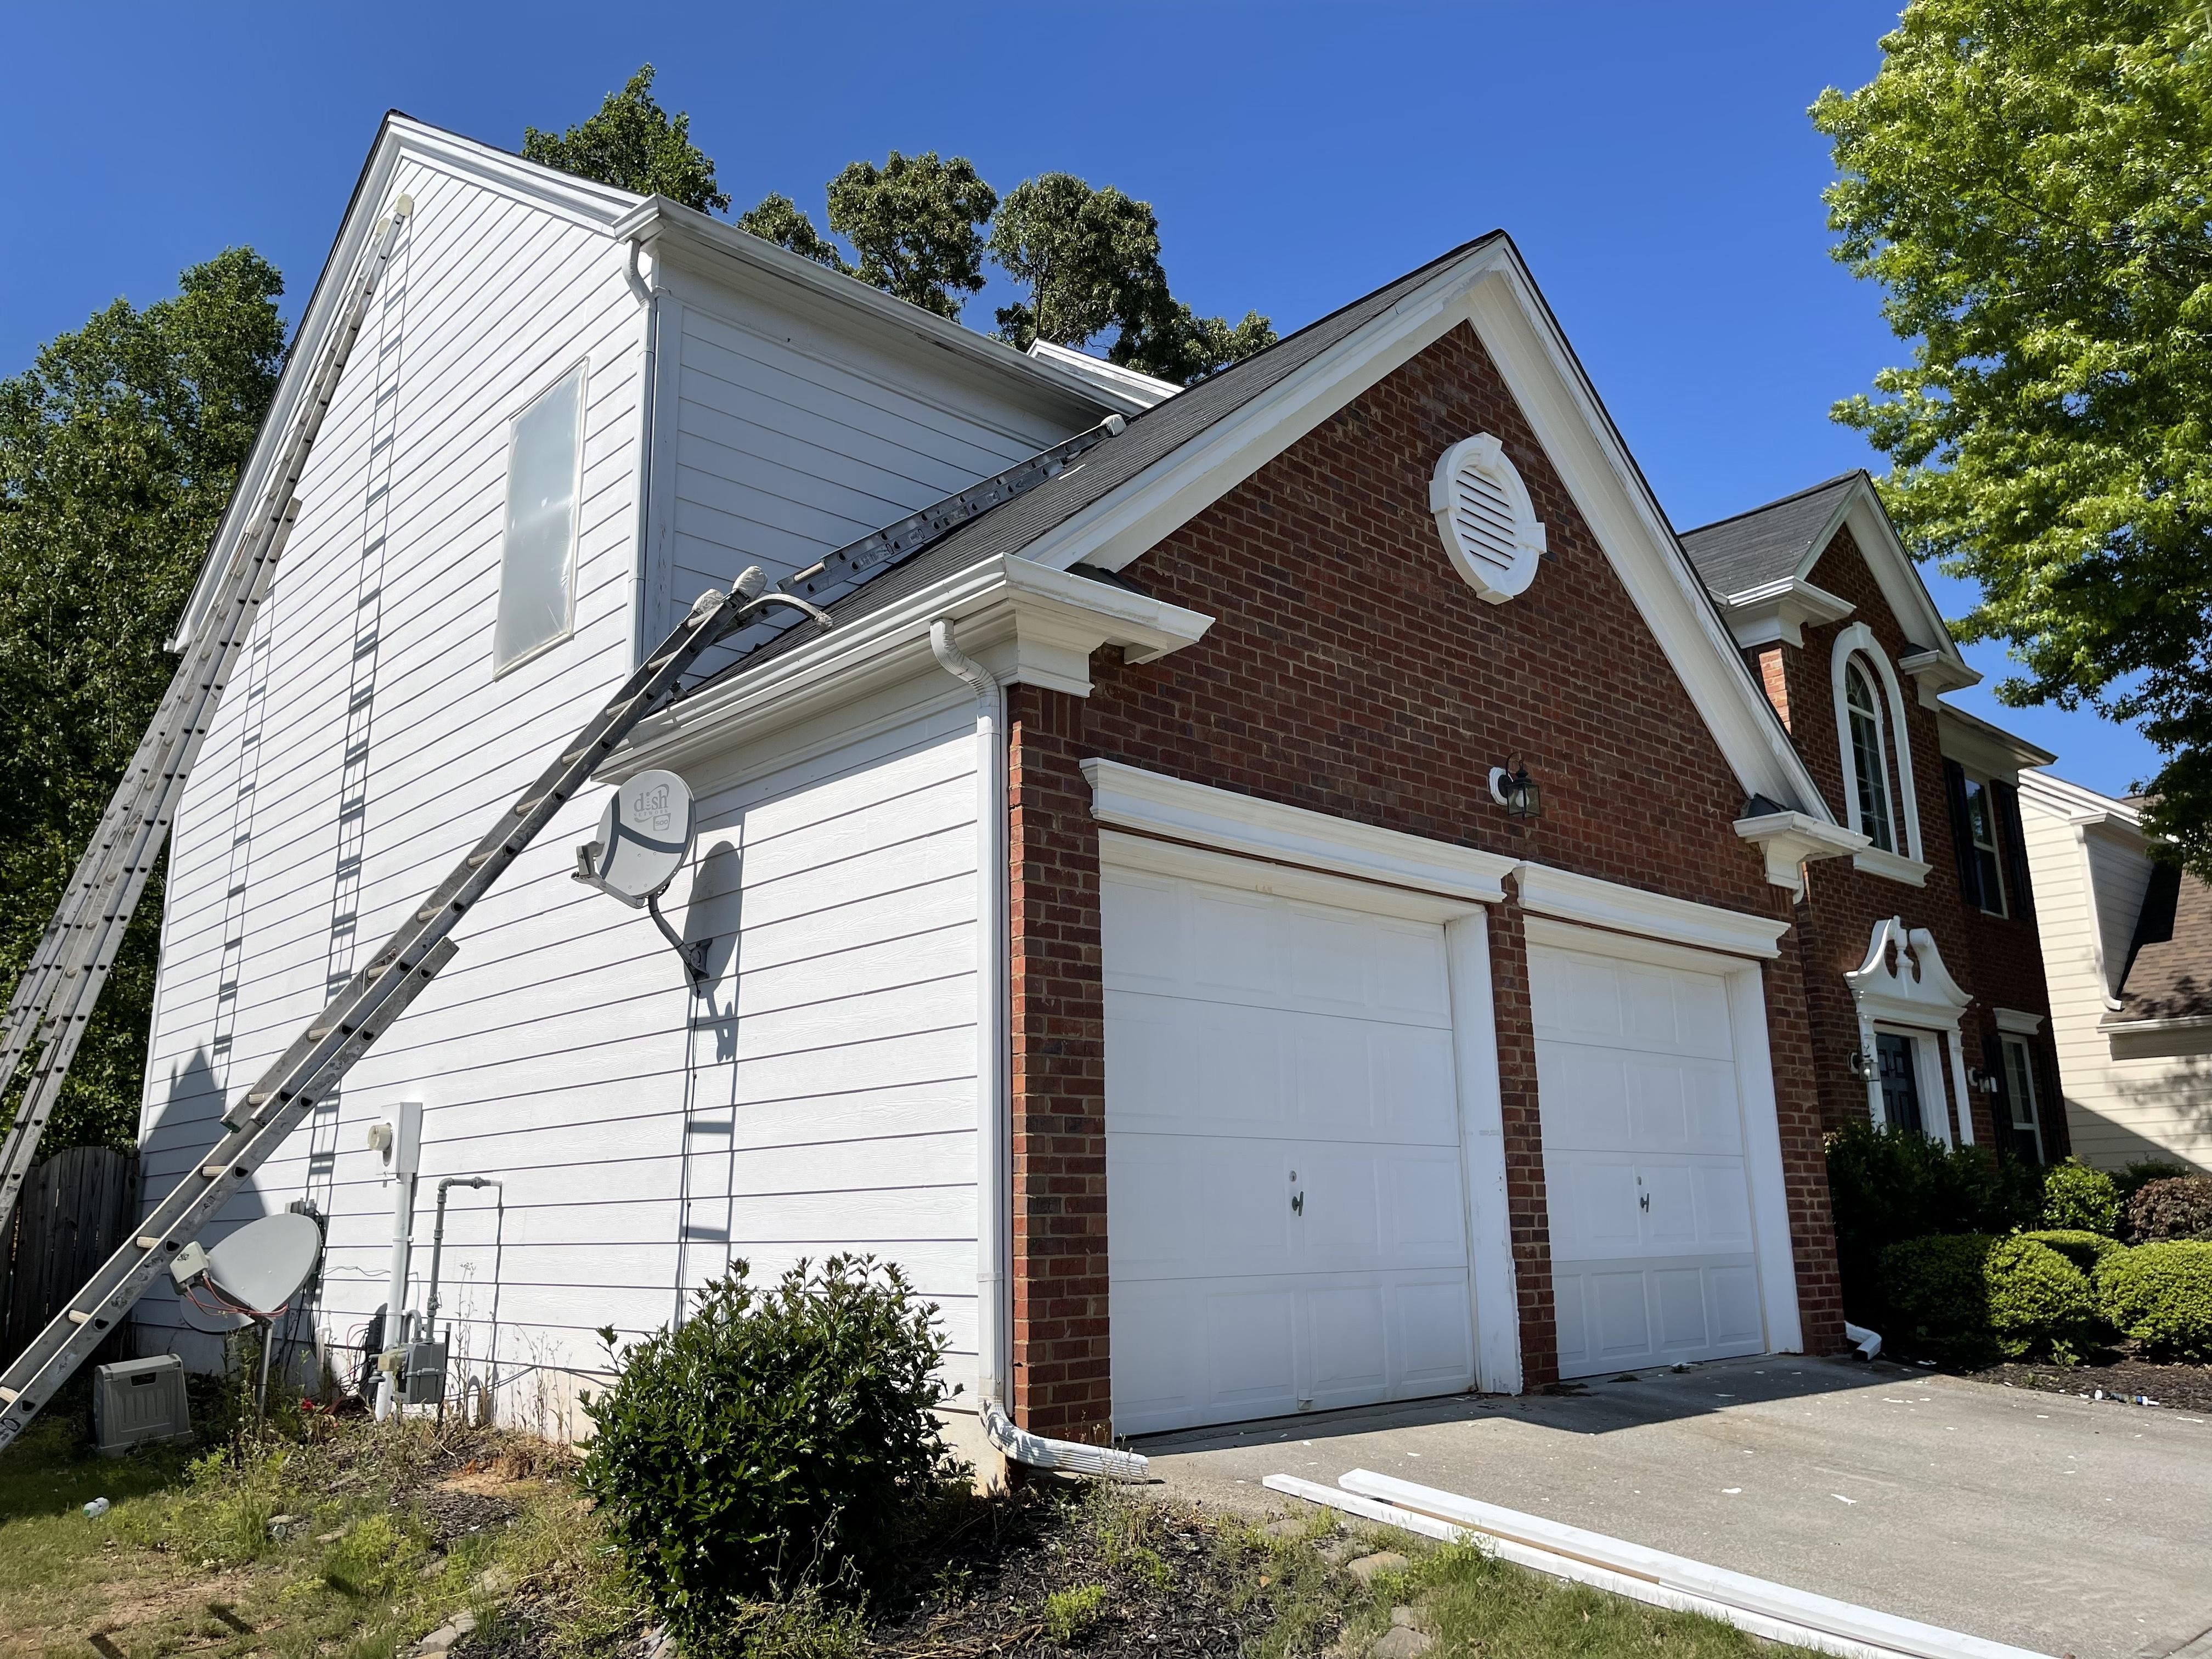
1966 1066 2000 1095
1847 1048 1874 1082
1488 758 1542 820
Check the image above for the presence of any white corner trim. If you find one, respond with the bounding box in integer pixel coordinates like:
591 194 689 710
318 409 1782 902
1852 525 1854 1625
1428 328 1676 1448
1853 846 1933 888
1734 811 1869 899
1830 624 1925 864
1993 1007 2046 1036
1715 577 1856 651
1512 864 1789 960
1445 910 1525 1393
1083 759 1515 905
607 556 1214 779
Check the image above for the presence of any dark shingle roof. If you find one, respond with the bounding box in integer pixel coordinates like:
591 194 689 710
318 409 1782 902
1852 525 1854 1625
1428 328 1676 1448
679 234 1505 695
1679 472 1861 599
2115 862 2212 1024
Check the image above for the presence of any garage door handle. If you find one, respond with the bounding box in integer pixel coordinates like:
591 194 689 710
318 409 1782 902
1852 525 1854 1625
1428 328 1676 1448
1291 1190 1304 1217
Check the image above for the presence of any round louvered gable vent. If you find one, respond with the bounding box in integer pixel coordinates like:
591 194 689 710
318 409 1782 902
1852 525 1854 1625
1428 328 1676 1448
1427 433 1546 603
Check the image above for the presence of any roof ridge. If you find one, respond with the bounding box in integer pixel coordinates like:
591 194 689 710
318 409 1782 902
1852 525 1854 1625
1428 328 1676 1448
1679 470 1867 541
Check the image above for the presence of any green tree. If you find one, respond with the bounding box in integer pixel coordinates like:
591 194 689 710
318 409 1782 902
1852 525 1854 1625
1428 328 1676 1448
1814 1 2212 875
736 191 853 273
825 150 997 320
522 65 730 213
0 250 287 1150
990 171 1274 385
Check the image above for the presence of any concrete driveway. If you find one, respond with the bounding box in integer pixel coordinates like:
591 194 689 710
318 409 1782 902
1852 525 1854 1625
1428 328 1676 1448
1138 1355 2212 1659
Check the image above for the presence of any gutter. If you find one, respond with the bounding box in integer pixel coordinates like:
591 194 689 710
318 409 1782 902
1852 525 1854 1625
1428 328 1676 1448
928 617 1147 1484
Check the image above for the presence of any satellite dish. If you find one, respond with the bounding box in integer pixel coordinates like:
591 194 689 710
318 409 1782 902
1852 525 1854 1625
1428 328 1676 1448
204 1211 324 1315
574 769 696 909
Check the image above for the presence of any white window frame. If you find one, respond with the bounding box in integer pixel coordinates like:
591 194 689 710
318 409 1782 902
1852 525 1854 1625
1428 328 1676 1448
493 360 588 677
1999 1032 2045 1161
1958 769 2008 917
1830 623 1928 884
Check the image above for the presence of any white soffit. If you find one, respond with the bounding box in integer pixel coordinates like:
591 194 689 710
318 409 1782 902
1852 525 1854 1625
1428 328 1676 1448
1082 758 1515 906
1514 864 1789 961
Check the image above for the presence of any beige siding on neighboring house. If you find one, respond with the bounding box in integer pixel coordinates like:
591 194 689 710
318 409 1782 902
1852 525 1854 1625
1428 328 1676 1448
2019 781 2211 1173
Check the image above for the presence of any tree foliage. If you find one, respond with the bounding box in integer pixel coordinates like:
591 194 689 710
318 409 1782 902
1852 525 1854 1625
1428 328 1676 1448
825 151 997 320
0 249 287 1150
522 65 729 214
1814 1 2212 875
735 192 853 273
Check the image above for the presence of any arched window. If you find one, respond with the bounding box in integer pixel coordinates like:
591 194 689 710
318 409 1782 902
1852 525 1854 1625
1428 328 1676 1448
1844 658 1895 853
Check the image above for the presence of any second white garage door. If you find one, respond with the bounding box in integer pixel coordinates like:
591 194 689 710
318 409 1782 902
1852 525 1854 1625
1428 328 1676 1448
1104 863 1476 1436
1530 936 1767 1376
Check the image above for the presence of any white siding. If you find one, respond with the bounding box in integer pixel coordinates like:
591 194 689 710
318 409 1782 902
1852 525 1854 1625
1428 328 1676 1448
2019 799 2211 1173
136 156 1025 1420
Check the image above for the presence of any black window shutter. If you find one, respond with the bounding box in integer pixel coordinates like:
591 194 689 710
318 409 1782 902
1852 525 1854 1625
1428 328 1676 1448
1991 780 2033 922
1943 758 1983 909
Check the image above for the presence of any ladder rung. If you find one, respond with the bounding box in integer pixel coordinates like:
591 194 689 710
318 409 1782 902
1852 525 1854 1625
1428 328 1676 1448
416 904 447 922
467 850 496 867
0 1387 16 1404
514 797 543 816
137 1236 159 1250
201 1163 227 1178
67 1311 89 1325
248 1091 272 1105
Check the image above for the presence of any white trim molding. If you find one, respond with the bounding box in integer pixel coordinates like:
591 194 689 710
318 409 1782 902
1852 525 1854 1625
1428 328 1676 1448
1844 917 1976 1145
1993 1007 2046 1037
1734 809 1869 900
1830 623 1927 873
1712 576 1856 651
1083 758 1516 905
1513 864 1790 961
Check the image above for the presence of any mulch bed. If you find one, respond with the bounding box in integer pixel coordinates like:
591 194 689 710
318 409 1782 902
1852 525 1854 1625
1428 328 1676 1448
1967 1356 2212 1414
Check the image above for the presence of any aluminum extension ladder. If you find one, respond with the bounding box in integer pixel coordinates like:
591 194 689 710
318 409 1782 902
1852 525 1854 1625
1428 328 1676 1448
0 202 415 1243
0 385 1122 1449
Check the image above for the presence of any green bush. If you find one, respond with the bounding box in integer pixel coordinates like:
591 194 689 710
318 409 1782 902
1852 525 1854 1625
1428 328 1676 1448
2115 1158 2195 1200
2098 1241 2212 1359
2040 1159 2121 1235
1826 1122 2041 1319
2018 1228 2124 1276
2124 1175 2212 1244
1877 1233 2095 1363
579 1256 961 1653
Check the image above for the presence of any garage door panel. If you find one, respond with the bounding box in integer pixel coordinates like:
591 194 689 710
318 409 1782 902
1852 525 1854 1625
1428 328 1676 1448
1532 939 1769 1378
1107 865 1478 1434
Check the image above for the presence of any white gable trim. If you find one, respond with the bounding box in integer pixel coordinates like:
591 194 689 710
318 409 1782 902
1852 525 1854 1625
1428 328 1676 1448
1831 622 1929 880
1845 917 1977 1145
1013 243 1833 823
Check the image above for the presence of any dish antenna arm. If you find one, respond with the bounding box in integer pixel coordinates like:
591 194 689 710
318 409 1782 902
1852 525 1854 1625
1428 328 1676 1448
647 886 710 993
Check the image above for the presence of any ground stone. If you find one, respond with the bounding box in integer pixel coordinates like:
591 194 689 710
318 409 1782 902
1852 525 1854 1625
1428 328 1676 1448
1391 1605 1421 1627
1346 1551 1409 1584
1264 1517 1311 1539
416 1611 478 1654
1369 1626 1435 1658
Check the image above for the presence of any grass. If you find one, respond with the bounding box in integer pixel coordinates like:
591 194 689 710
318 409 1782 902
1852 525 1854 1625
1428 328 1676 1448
0 1386 1829 1659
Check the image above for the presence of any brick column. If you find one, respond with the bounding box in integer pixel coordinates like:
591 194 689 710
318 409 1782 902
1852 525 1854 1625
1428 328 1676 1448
1767 909 1848 1355
1005 685 1113 1442
1486 885 1559 1387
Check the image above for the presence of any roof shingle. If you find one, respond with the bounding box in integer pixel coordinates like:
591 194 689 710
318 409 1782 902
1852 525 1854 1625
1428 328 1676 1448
1679 473 1861 599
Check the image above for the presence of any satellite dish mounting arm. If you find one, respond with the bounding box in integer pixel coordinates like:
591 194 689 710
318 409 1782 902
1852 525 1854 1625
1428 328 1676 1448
647 885 709 993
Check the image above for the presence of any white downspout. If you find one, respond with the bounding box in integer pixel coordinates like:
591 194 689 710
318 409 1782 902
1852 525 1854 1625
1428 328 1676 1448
928 618 1144 1482
624 237 662 666
373 1099 424 1422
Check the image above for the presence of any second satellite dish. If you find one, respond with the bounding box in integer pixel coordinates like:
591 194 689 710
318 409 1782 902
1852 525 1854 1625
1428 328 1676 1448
574 769 696 907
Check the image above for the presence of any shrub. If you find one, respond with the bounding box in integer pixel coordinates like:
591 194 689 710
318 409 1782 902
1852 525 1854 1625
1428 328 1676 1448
1984 1237 2097 1361
2116 1158 2196 1200
1877 1234 2095 1363
2097 1241 2212 1359
2124 1175 2212 1244
580 1256 961 1653
2040 1159 2121 1235
1826 1122 2041 1318
2018 1228 2123 1277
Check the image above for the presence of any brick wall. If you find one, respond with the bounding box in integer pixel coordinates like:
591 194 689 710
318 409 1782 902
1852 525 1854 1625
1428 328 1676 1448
1764 527 2058 1153
1005 320 1849 1441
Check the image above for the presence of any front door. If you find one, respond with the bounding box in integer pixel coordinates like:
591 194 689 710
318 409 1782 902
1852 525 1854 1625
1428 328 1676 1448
1876 1031 1923 1136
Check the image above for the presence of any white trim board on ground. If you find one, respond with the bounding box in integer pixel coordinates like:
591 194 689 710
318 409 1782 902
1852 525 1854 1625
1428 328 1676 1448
1263 1471 2056 1659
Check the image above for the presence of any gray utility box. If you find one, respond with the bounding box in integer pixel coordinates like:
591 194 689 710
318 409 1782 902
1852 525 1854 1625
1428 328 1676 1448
94 1355 193 1456
400 1339 447 1407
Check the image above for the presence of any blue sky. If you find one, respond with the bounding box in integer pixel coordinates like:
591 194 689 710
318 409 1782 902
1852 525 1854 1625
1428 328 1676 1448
0 1 2157 793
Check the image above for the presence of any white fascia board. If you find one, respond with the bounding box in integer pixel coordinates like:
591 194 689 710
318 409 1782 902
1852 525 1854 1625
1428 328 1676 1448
605 557 1214 781
1084 758 1516 905
1716 577 1857 650
610 198 1149 419
1734 810 1870 900
1027 340 1181 407
1513 862 1790 960
1936 702 2056 780
2018 768 2145 833
1831 487 1977 686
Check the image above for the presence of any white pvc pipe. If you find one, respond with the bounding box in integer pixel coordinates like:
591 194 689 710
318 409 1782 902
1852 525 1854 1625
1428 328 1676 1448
1335 1470 2055 1659
373 1099 424 1422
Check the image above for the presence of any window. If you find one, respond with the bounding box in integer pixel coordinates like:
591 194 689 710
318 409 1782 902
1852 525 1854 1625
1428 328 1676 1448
2000 1034 2044 1163
494 363 586 674
1961 774 2006 916
1845 659 1895 853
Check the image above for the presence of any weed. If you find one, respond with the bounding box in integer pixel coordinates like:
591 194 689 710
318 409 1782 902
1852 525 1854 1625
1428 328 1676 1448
1043 1581 1109 1644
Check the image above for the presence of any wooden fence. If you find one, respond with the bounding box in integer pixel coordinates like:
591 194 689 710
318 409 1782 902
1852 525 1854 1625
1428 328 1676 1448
0 1145 139 1365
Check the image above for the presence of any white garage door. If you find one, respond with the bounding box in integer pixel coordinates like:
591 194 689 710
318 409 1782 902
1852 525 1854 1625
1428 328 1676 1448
1531 938 1766 1377
1104 864 1476 1435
